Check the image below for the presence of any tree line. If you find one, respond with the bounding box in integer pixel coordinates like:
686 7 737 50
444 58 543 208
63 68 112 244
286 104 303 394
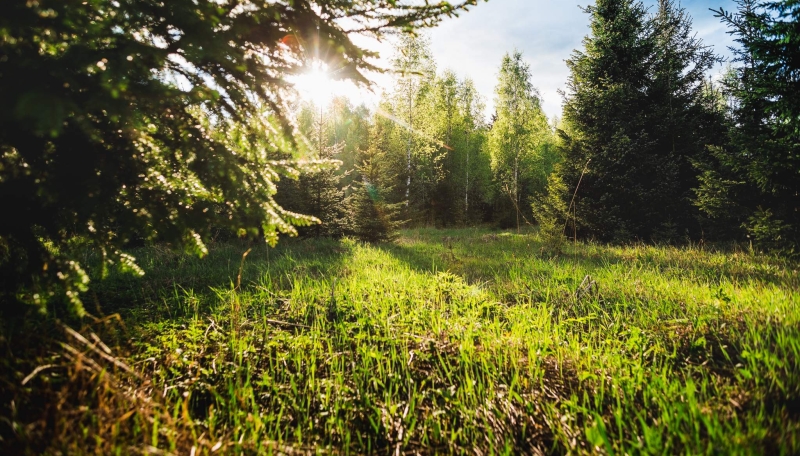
283 0 799 257
278 35 557 240
544 0 798 254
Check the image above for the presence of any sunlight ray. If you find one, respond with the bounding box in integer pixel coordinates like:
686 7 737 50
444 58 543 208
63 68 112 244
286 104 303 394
374 107 453 151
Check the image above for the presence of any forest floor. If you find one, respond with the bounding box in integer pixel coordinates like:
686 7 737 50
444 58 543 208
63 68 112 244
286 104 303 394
2 228 799 454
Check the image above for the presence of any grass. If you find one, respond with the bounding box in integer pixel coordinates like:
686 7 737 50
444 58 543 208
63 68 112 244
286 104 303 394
1 227 799 454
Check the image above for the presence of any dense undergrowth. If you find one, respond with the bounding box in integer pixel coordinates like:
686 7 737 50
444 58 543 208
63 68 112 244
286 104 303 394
1 228 799 454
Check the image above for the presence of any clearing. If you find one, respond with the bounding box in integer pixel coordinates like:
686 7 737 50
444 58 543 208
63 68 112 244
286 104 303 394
2 228 799 454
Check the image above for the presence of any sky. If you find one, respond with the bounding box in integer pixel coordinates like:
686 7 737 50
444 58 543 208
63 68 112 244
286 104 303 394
309 0 740 120
426 0 738 119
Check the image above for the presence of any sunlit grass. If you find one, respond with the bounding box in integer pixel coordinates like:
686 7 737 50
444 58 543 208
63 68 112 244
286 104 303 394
3 228 799 454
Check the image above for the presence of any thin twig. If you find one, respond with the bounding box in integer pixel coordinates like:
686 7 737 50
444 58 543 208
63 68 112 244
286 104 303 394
563 159 591 236
61 324 141 379
21 364 58 385
236 248 253 291
265 319 311 330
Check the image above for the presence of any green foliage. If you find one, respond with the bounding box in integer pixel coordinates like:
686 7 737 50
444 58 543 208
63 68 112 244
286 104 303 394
386 35 442 222
278 102 349 237
747 207 793 254
346 123 403 243
329 98 373 190
486 51 554 231
428 72 491 225
692 141 754 240
370 36 491 227
347 181 403 243
552 0 724 242
698 0 800 253
532 163 570 253
0 0 481 313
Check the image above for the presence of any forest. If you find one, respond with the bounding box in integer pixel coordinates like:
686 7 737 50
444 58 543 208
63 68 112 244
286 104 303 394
275 0 798 253
1 0 798 454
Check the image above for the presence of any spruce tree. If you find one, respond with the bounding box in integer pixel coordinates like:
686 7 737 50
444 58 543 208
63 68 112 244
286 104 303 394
554 0 722 242
697 0 800 252
299 103 348 237
347 121 402 242
648 0 724 241
0 0 479 312
559 0 656 241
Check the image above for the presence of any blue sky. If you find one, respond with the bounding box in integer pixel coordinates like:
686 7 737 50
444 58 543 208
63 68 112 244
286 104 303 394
424 0 738 119
320 1 740 117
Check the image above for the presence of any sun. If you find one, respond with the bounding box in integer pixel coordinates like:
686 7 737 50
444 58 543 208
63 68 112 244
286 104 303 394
292 61 336 107
290 60 387 109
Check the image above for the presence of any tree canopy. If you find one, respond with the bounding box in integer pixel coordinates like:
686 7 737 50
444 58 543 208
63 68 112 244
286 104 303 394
696 0 800 252
551 0 722 242
0 0 481 313
487 51 552 231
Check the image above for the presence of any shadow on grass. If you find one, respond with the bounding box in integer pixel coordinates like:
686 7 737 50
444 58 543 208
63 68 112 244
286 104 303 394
89 237 355 317
377 229 535 278
384 229 798 291
562 244 798 288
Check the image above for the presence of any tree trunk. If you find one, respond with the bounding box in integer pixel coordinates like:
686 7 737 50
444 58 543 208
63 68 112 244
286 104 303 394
465 135 469 223
405 82 413 207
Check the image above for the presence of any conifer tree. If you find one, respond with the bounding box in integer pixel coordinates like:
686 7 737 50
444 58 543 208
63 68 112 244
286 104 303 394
553 0 722 242
648 0 724 241
298 103 348 237
0 0 479 312
697 0 800 252
558 0 656 241
347 120 403 242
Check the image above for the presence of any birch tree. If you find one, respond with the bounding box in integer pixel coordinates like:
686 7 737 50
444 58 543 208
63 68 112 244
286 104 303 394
390 35 436 213
487 51 550 231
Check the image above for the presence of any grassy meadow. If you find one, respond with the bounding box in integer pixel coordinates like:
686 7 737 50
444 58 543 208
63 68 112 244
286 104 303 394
2 228 799 454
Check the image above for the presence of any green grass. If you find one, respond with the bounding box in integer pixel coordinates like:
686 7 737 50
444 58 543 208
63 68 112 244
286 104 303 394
2 227 799 454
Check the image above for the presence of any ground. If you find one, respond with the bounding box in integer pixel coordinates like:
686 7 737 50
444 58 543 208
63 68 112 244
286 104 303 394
1 228 799 454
